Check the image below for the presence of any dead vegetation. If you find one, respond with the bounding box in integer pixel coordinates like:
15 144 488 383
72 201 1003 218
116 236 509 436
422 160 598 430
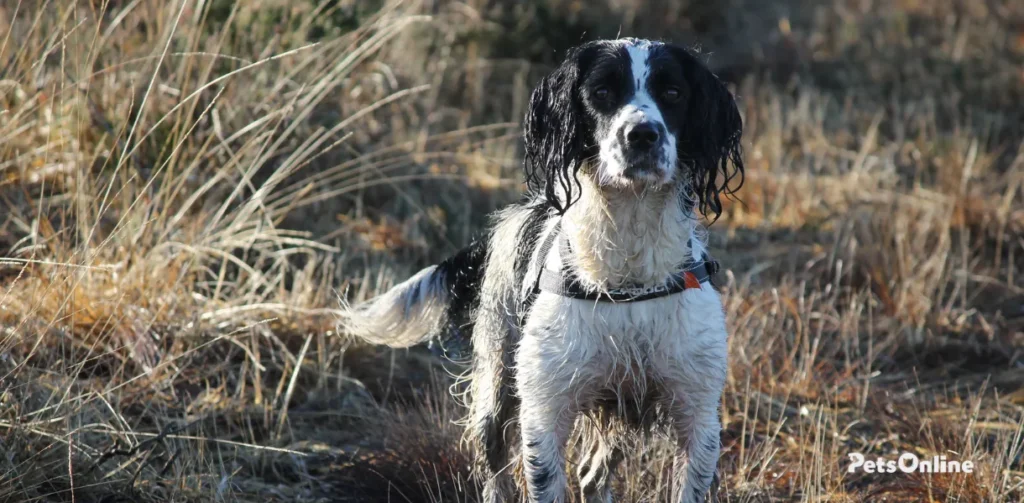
1 0 1022 501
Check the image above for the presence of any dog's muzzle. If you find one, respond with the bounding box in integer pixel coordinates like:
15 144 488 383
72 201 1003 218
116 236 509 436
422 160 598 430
619 121 668 179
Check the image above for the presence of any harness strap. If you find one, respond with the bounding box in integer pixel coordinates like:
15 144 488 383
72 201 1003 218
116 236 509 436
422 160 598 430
531 220 719 303
533 219 563 288
519 220 563 327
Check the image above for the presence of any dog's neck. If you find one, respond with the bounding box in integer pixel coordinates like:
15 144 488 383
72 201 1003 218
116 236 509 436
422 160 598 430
561 178 698 289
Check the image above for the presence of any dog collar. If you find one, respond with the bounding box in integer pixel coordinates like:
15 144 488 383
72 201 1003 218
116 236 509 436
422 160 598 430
532 221 719 302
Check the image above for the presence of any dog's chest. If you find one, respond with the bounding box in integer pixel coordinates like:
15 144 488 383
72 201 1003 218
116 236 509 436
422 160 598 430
521 285 727 395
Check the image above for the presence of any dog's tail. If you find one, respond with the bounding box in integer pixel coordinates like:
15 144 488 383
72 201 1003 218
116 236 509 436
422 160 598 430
340 238 487 348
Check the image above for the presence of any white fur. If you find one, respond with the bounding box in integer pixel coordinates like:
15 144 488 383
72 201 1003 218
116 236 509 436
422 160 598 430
562 176 693 289
339 265 447 347
518 286 726 502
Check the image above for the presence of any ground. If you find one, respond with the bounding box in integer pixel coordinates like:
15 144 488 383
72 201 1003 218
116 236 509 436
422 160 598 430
0 0 1022 501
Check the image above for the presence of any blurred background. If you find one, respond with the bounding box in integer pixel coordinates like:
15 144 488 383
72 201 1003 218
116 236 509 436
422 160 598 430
1 0 1022 501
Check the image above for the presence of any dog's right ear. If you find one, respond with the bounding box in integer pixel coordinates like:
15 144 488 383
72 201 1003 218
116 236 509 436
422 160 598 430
523 45 591 214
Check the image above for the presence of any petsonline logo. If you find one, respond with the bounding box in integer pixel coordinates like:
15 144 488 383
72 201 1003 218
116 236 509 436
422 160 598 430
847 452 975 474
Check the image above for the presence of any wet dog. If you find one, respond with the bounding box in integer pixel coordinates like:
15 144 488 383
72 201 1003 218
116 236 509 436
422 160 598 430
342 38 743 503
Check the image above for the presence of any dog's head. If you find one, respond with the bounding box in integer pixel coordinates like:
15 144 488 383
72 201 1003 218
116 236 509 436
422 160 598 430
524 38 743 218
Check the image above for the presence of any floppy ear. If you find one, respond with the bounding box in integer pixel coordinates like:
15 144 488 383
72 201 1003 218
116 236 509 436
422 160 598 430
523 45 590 214
669 46 744 221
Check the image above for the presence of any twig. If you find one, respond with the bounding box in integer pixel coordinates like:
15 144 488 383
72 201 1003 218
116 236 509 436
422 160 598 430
276 333 313 440
86 419 197 478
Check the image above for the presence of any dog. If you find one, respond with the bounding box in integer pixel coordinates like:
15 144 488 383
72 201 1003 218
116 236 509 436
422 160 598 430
342 37 743 503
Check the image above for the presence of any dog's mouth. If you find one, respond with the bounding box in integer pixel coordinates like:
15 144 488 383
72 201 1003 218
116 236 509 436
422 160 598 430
622 156 660 177
614 151 672 186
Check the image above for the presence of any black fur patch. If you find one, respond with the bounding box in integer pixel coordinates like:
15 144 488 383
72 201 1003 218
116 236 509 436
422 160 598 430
526 454 553 492
692 436 719 501
659 45 745 221
482 414 507 474
701 435 720 453
434 235 489 357
694 484 706 501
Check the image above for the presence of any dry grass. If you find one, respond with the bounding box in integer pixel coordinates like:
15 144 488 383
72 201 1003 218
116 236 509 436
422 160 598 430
1 0 1022 501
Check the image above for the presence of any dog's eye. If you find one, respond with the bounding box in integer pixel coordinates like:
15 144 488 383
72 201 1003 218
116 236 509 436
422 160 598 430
593 86 612 101
661 87 681 103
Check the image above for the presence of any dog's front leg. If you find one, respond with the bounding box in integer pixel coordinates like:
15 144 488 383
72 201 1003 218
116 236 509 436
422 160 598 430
517 324 578 503
669 392 722 503
664 304 728 502
518 379 575 503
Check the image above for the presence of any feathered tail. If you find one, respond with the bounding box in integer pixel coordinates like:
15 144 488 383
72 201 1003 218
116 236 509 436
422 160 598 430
340 238 487 348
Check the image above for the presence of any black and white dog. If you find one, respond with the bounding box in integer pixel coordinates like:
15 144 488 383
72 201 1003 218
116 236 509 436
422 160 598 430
342 38 743 503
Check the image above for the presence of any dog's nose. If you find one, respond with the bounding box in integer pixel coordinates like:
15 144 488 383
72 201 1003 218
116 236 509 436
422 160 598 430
626 122 661 150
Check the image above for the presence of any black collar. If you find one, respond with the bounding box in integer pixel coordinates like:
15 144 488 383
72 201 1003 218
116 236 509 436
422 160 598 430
531 220 719 303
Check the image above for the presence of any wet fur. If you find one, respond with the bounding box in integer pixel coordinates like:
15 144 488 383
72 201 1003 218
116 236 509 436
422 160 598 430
341 38 743 503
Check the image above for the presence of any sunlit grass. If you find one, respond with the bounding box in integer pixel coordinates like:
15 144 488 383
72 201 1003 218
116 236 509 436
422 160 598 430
1 0 1022 501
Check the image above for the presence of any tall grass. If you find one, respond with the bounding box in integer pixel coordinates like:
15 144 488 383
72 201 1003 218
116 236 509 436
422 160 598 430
1 0 1022 502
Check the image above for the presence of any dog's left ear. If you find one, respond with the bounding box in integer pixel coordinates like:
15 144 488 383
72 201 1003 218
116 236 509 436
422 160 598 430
667 45 744 221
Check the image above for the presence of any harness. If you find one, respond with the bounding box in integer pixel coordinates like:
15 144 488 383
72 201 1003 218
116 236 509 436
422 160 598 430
531 220 719 303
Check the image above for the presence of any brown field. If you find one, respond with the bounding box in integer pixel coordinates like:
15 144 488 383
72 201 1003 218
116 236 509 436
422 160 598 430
1 0 1022 501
